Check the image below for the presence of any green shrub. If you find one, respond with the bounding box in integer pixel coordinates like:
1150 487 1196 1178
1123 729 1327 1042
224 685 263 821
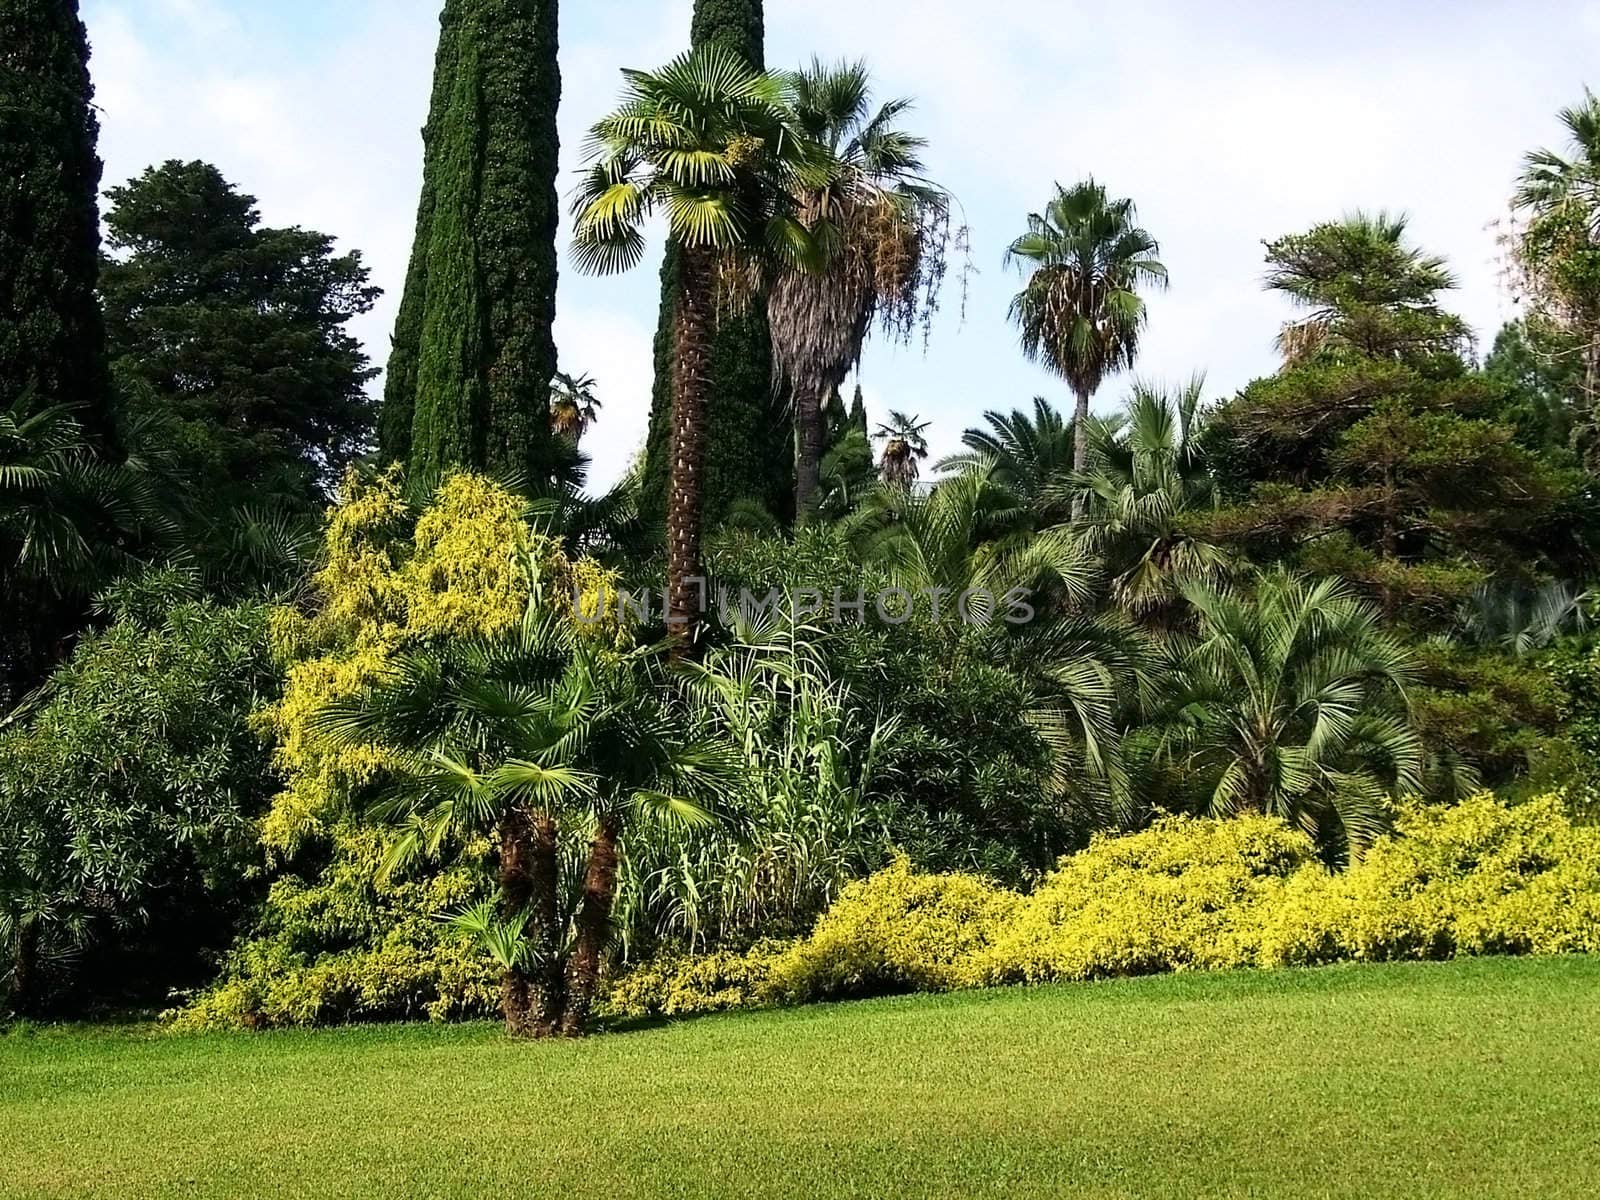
1 596 276 1014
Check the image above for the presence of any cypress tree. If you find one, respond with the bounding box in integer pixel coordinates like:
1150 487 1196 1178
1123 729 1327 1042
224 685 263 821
848 382 869 434
0 0 114 445
641 0 793 529
378 0 561 488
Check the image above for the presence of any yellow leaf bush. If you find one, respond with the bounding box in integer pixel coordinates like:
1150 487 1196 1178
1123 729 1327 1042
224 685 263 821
762 857 1022 1002
255 469 626 853
165 828 499 1030
609 795 1600 1015
172 471 629 1030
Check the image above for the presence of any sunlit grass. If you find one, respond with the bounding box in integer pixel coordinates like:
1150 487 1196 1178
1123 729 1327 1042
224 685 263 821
4 956 1598 1199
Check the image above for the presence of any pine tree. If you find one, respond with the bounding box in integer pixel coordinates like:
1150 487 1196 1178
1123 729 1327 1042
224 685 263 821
102 161 380 513
640 0 793 531
377 0 561 489
0 0 114 446
1201 215 1577 624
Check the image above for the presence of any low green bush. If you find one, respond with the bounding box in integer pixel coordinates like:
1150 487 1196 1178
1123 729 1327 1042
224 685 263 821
609 795 1600 1016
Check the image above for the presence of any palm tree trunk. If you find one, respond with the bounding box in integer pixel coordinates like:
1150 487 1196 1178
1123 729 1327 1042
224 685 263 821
793 382 825 522
558 813 623 1037
8 921 36 1017
665 244 717 649
527 813 564 1038
1072 385 1092 473
1072 384 1093 520
495 810 537 1036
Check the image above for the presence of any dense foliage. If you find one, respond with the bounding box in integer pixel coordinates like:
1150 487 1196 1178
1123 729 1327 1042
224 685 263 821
102 161 380 521
378 0 562 488
0 589 275 1015
5 9 1600 1045
609 795 1600 1017
0 0 113 448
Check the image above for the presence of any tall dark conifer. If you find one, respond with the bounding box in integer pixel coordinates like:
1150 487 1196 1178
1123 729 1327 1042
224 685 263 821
0 0 114 444
378 0 561 488
641 0 793 530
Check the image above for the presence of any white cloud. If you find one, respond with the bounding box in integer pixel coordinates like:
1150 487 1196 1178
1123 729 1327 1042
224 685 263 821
84 0 1600 486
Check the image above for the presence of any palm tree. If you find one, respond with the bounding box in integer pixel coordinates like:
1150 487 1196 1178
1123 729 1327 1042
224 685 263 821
874 410 931 487
1514 90 1600 401
1063 378 1228 625
572 46 829 644
1153 568 1422 858
1457 579 1590 656
938 396 1076 519
549 372 602 441
0 397 167 706
765 59 955 519
315 563 734 1038
846 465 1148 823
1005 180 1167 473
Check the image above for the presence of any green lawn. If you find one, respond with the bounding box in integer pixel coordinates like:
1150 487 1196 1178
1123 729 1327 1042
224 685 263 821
4 958 1599 1199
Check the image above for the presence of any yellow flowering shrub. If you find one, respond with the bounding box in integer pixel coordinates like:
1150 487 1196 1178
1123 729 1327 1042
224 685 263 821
610 795 1600 1015
984 815 1314 984
254 469 627 853
600 941 795 1020
761 857 1021 1002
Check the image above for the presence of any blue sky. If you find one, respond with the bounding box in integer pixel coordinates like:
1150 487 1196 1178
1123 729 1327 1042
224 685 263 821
84 0 1600 487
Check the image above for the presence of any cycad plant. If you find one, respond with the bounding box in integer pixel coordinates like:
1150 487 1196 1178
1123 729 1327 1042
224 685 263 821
766 59 956 519
1006 180 1167 472
572 46 829 644
1064 377 1228 626
314 563 735 1037
939 396 1076 521
1153 568 1423 858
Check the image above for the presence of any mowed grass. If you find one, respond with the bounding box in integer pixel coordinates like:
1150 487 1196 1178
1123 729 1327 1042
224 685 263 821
4 958 1600 1199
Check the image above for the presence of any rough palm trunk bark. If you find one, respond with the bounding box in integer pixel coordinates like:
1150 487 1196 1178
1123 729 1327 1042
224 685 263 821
495 809 537 1035
794 382 825 521
1072 384 1092 472
1072 384 1093 518
9 923 36 1017
666 245 717 646
527 813 565 1037
558 813 623 1037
